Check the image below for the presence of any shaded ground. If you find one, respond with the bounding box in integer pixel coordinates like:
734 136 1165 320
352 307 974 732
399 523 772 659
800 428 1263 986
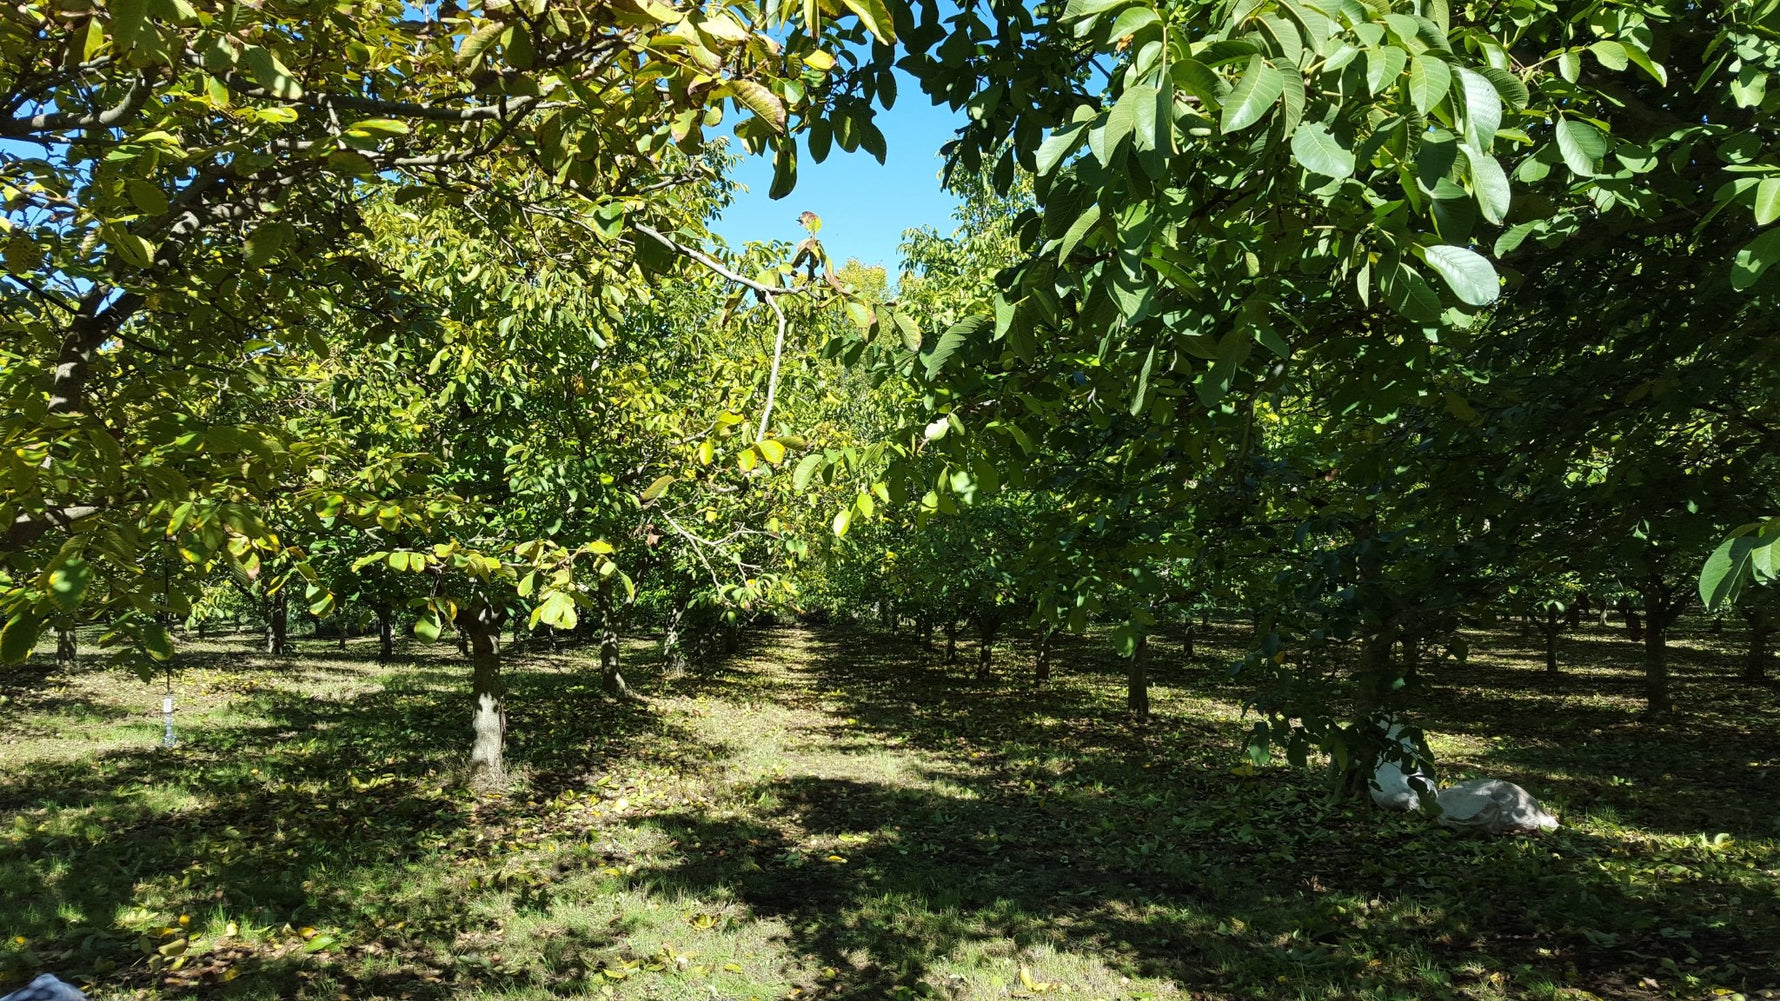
1 619 1776 1001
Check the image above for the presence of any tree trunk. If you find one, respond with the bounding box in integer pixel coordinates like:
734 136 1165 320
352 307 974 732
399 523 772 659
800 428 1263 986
1034 626 1052 685
265 593 288 655
464 602 507 787
661 595 690 678
1744 610 1772 683
1128 631 1150 720
945 619 958 664
1597 603 1611 628
376 605 394 662
1353 625 1397 717
56 626 77 668
599 580 629 697
1542 607 1561 673
1642 583 1671 714
975 616 997 682
920 617 934 650
1181 623 1196 660
887 599 899 635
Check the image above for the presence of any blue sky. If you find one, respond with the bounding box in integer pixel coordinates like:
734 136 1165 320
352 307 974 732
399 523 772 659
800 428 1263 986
714 72 967 275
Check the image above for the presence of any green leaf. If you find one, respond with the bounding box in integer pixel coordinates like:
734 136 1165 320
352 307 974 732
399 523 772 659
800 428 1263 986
1221 56 1285 133
792 452 824 491
1380 258 1441 322
415 612 442 642
244 220 294 267
47 556 91 613
768 144 797 199
1130 341 1156 416
1589 39 1628 71
0 611 42 665
1455 66 1500 149
1700 529 1770 610
832 507 852 537
641 475 675 501
837 0 895 43
1406 54 1450 114
1365 46 1407 96
1419 244 1498 306
1553 117 1605 177
1058 201 1102 261
1289 122 1354 178
728 80 787 134
108 0 150 50
143 622 174 662
1754 177 1780 227
1731 226 1780 291
241 45 303 100
925 315 987 380
457 19 506 68
1034 122 1086 177
1461 145 1511 225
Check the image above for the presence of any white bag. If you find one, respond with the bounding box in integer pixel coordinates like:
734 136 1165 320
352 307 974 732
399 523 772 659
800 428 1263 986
1368 719 1435 811
1435 778 1560 834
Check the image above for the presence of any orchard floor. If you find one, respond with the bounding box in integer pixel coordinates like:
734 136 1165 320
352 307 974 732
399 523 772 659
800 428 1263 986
2 620 1777 1001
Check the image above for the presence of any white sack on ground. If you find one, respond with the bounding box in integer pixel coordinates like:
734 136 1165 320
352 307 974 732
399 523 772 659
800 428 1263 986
1435 778 1560 834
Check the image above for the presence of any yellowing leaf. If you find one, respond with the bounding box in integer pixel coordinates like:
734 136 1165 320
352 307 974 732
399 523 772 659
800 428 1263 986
758 439 787 464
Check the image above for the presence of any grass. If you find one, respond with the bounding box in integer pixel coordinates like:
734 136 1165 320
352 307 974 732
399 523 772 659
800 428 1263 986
1 617 1777 1001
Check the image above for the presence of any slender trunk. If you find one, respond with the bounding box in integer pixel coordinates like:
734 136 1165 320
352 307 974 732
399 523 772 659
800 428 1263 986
599 580 628 697
945 619 958 664
920 617 933 650
975 616 997 682
1642 583 1671 714
1543 607 1560 673
887 599 899 635
1181 623 1195 660
1128 631 1150 720
1034 626 1052 685
456 626 470 657
1597 603 1610 628
337 621 347 650
661 596 690 677
56 626 77 668
377 605 394 662
1744 610 1772 683
464 603 507 787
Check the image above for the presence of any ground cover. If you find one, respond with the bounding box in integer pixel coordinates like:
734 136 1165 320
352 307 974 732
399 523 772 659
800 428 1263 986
1 620 1776 1001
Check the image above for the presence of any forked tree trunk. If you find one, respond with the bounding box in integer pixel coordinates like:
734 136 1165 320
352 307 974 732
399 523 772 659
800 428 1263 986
463 602 507 787
1128 631 1150 720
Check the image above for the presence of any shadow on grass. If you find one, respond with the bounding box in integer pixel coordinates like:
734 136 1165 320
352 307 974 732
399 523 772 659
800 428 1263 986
642 624 1773 1000
0 636 726 998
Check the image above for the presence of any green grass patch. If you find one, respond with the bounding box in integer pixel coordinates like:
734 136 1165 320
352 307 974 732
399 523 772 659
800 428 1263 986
1 622 1776 1000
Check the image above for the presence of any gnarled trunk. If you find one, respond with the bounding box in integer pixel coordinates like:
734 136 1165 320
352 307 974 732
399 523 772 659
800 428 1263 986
463 602 507 787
